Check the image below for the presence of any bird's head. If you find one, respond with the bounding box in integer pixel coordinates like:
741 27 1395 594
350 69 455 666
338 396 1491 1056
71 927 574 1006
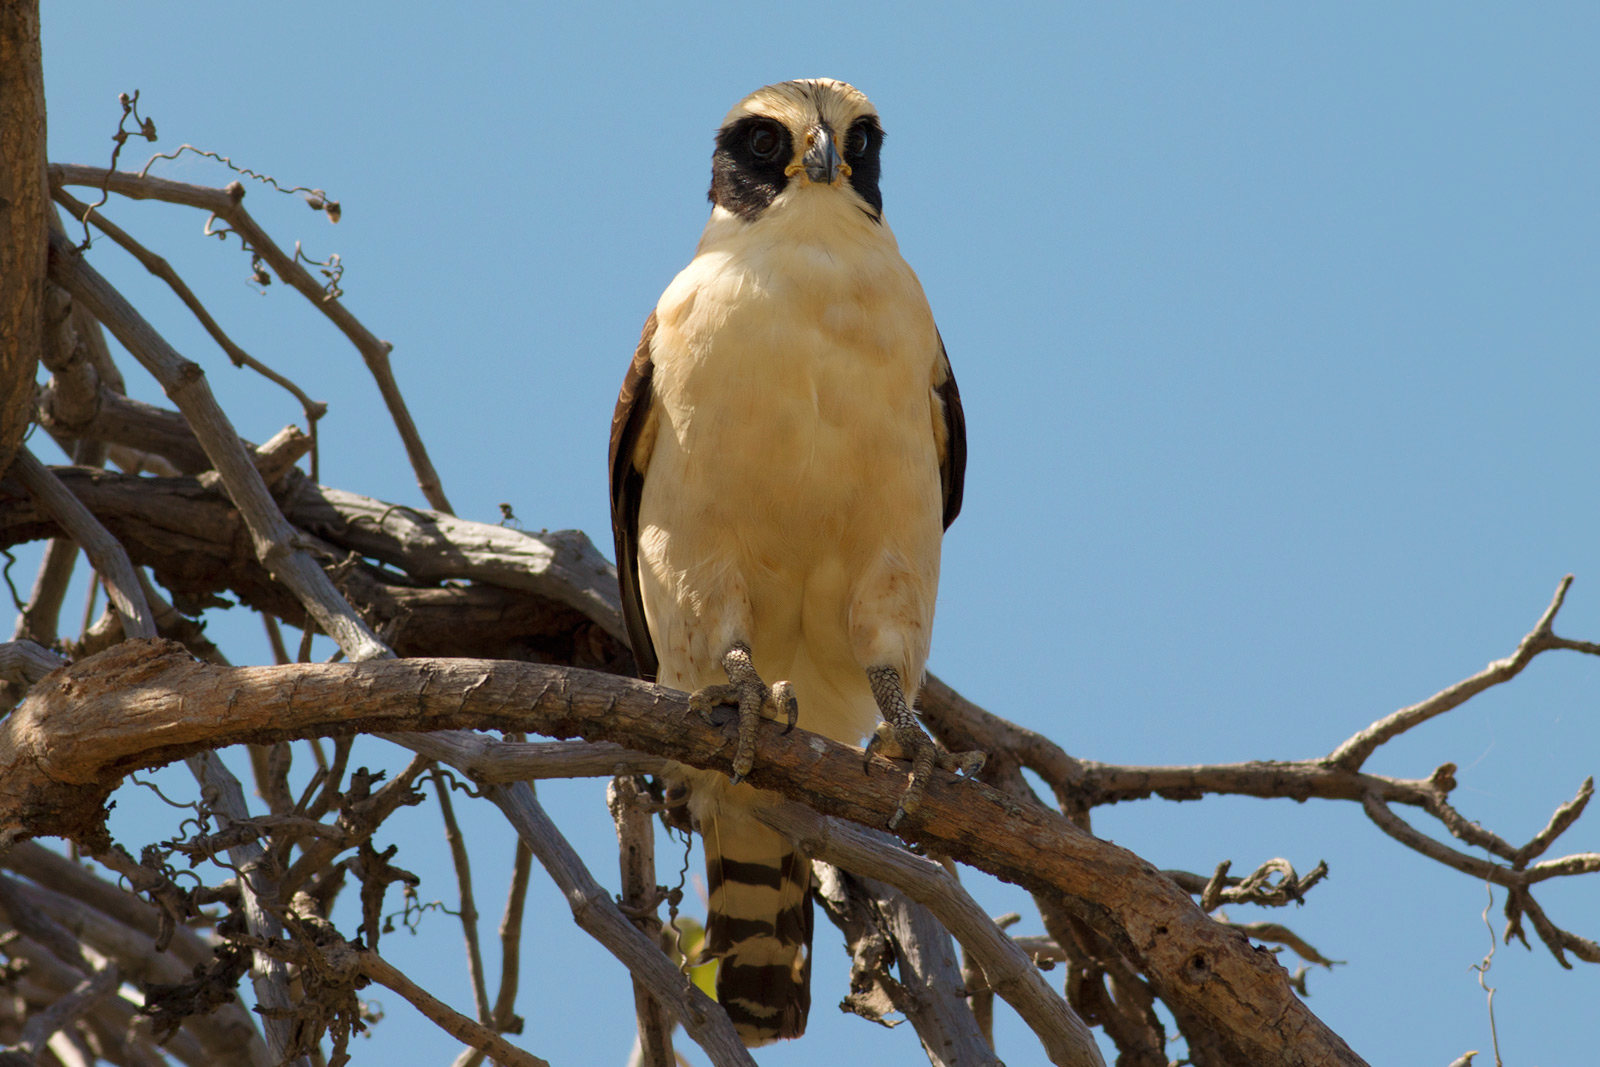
708 78 885 225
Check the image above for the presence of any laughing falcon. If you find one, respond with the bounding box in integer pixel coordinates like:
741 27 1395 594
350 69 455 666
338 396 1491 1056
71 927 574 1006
609 78 983 1046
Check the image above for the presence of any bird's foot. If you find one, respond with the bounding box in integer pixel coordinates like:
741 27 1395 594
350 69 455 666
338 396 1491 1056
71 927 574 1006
688 642 798 784
865 666 986 829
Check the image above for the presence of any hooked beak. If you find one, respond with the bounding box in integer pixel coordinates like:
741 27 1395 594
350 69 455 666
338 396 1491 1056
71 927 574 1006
801 123 845 184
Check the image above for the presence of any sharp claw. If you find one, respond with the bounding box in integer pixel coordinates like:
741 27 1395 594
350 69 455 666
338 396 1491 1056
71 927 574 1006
888 806 906 830
772 681 798 735
862 731 883 774
697 646 799 787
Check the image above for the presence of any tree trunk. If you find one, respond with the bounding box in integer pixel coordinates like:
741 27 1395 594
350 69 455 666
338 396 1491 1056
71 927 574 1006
0 0 46 474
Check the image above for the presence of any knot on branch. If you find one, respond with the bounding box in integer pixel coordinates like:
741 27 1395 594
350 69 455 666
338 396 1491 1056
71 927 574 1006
139 941 251 1041
1199 858 1329 913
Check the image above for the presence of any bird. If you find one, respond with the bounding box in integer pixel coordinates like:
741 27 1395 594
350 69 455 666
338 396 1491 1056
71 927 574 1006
608 78 984 1046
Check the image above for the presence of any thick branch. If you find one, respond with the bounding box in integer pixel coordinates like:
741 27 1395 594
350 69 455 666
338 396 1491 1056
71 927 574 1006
0 466 631 670
0 1 46 477
0 641 66 690
284 483 624 640
3 642 1366 1067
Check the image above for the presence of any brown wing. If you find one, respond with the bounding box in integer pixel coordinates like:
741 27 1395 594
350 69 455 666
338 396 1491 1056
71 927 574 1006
609 312 660 681
934 333 967 530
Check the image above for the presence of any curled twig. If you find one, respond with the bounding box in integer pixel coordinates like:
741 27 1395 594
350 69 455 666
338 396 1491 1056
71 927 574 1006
78 90 157 249
138 143 341 222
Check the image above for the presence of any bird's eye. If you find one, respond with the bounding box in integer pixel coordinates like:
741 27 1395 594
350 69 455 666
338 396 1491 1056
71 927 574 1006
749 124 781 160
848 124 871 157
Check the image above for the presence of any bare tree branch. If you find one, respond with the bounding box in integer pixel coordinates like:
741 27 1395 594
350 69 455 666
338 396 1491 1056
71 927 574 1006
608 775 674 1067
358 951 548 1067
45 231 390 663
50 164 452 513
8 962 118 1063
486 782 755 1067
494 839 533 1034
8 449 153 639
0 1 47 478
50 185 327 434
2 642 1363 1066
1330 576 1583 769
431 766 493 1025
813 862 1000 1066
0 641 66 690
185 751 308 1067
757 803 1100 1067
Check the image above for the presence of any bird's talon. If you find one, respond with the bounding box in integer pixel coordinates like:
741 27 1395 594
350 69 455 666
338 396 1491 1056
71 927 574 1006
772 681 798 735
940 749 987 779
697 644 797 786
688 683 739 726
862 732 883 774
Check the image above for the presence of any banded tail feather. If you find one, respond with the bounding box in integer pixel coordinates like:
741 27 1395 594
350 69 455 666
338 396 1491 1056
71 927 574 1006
702 813 814 1045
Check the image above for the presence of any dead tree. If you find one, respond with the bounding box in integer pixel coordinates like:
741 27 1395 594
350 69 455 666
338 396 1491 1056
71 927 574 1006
0 9 1596 1066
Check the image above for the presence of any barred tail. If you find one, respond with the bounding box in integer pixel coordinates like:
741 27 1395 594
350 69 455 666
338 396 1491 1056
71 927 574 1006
702 813 813 1045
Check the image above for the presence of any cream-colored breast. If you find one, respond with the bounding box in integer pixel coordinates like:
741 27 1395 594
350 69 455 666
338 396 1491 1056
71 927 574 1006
638 194 946 743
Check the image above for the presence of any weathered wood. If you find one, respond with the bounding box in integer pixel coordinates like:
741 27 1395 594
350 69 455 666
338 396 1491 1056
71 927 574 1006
2 641 1367 1067
489 781 753 1067
813 862 1000 1067
45 232 391 663
8 449 154 639
0 466 632 669
0 2 47 477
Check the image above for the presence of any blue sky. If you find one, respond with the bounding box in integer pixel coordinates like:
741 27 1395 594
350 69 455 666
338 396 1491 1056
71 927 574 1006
34 4 1600 1065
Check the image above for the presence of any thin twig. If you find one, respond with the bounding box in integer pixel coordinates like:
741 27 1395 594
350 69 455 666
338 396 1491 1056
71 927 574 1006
52 185 328 439
137 144 340 219
1361 792 1600 888
1223 923 1343 968
1469 883 1503 1067
493 839 533 1033
75 90 156 250
51 164 452 513
430 765 492 1025
1514 777 1593 868
359 951 547 1067
1330 577 1579 770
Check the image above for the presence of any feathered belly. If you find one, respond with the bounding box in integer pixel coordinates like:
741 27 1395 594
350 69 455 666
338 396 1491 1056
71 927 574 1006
639 343 943 744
